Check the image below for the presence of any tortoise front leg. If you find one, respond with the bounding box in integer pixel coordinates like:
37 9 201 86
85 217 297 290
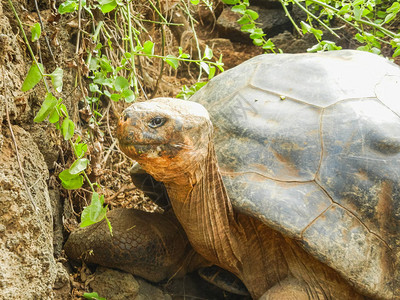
64 208 205 282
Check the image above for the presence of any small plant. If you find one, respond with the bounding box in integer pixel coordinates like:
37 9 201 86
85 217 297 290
221 0 400 57
13 0 226 230
221 0 277 52
280 0 400 56
8 0 112 231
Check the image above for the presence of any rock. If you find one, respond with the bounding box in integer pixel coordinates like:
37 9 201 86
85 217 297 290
216 6 291 43
90 267 140 300
89 267 174 299
136 278 171 300
271 31 317 53
53 262 71 299
207 38 234 50
0 125 57 298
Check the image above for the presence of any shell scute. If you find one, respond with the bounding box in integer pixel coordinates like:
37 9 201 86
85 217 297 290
301 205 394 298
206 92 322 181
250 51 400 107
317 98 400 242
223 174 331 239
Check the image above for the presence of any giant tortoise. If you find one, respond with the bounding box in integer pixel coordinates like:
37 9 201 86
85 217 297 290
66 50 400 299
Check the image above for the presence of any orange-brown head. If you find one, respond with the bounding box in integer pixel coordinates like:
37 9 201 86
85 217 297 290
117 98 212 183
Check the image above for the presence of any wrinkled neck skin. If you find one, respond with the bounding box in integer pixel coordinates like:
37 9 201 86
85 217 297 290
149 142 364 299
163 142 284 298
165 142 242 270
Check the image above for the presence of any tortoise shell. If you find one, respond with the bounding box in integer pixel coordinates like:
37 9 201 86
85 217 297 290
190 50 400 297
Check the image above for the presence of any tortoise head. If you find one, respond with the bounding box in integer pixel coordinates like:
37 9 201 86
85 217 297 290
117 98 212 182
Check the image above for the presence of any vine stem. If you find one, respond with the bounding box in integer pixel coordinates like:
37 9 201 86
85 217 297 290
126 2 139 95
179 0 203 80
85 21 104 66
307 0 398 38
7 0 50 92
279 0 302 36
292 0 340 38
2 66 38 211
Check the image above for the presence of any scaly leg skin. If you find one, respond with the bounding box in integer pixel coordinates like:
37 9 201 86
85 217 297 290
64 208 206 282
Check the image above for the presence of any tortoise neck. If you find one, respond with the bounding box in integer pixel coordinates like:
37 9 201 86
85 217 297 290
165 141 243 274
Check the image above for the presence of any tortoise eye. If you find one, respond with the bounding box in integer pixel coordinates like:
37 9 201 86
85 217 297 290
148 117 166 128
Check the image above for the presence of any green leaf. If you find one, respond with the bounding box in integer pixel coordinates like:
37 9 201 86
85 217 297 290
21 63 43 91
203 45 213 60
93 73 113 88
110 93 122 101
387 2 400 14
241 23 255 32
74 142 88 158
300 21 310 33
177 82 207 100
48 108 60 123
200 61 210 74
262 39 275 51
221 0 239 4
83 292 107 300
164 55 179 70
250 28 265 39
114 76 129 92
301 21 323 40
61 118 75 140
208 66 216 80
190 0 200 4
59 169 83 190
69 158 89 174
89 83 102 94
34 93 58 122
245 9 259 20
371 47 381 55
121 89 135 103
104 90 111 98
384 12 397 24
50 67 63 93
89 57 99 71
355 33 365 43
178 46 190 59
31 23 41 42
98 0 118 13
357 45 371 52
237 15 251 25
99 56 113 73
377 10 386 19
338 4 350 15
393 47 400 58
232 4 246 14
59 103 69 118
253 38 264 46
143 40 154 55
58 0 78 14
80 192 107 228
307 43 323 52
352 0 364 6
353 6 362 20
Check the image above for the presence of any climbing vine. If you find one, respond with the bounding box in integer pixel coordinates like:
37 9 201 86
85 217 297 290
222 0 400 57
13 0 224 231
